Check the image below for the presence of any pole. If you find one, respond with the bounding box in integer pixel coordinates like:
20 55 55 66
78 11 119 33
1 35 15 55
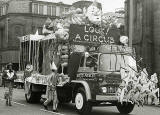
29 38 31 63
19 40 21 71
129 0 134 47
6 18 10 45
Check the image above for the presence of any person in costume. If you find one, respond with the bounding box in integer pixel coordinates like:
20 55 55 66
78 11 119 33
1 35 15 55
24 63 33 80
43 60 59 112
149 73 159 105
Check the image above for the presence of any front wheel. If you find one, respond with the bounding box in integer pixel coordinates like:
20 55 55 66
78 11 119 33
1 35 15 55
116 102 135 114
75 88 92 115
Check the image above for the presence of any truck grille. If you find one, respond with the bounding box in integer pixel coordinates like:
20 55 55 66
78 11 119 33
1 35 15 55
106 86 118 94
98 75 121 94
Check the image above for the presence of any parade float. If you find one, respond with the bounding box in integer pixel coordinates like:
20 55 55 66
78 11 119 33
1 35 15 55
18 0 159 114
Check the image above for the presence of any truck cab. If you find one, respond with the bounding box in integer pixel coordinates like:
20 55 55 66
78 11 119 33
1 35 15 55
57 45 136 115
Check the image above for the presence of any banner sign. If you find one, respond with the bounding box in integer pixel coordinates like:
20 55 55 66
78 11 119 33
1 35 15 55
98 45 135 54
69 24 120 45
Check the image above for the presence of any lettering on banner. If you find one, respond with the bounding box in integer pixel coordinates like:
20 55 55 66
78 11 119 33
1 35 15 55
77 73 97 81
69 24 120 45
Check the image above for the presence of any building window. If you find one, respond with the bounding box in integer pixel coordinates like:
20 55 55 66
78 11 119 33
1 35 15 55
47 5 52 15
1 28 4 48
32 26 36 34
0 7 1 16
38 27 43 35
0 28 4 48
0 5 7 16
60 6 64 15
33 3 38 14
14 25 23 46
39 4 44 15
64 7 69 13
56 6 60 16
52 6 56 16
43 5 47 15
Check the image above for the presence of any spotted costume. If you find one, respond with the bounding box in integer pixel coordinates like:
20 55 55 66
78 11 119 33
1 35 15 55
43 61 58 111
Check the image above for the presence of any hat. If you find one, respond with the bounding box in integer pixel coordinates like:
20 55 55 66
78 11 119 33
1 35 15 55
7 63 13 66
7 63 13 69
50 61 57 71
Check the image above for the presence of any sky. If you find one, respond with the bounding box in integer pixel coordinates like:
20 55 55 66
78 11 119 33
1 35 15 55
38 0 125 13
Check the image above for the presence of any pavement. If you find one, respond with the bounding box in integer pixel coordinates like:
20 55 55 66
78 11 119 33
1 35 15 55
0 87 160 115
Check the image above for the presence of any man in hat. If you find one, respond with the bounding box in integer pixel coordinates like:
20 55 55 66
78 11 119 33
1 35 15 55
2 63 17 106
43 60 59 112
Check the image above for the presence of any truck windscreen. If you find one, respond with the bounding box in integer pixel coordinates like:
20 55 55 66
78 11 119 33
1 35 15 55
99 54 137 72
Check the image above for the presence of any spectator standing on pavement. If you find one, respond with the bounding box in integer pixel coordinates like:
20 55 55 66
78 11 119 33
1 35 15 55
2 63 17 106
43 60 59 112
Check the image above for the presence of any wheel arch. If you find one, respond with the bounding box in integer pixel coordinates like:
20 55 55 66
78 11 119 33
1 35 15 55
71 80 91 101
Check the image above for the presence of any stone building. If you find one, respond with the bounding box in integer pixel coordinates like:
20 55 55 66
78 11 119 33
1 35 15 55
0 0 71 71
125 0 160 74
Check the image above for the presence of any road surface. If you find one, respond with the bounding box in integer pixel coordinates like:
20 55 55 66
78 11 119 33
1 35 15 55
0 87 160 115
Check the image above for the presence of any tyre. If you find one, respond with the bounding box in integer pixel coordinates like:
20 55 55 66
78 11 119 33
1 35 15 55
75 88 92 115
25 88 34 103
25 85 41 103
116 102 135 114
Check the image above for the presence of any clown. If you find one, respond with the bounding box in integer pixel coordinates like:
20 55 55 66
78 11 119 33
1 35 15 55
54 22 69 40
86 0 102 25
42 17 53 35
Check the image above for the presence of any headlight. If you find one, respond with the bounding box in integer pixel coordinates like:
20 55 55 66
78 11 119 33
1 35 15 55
101 87 107 93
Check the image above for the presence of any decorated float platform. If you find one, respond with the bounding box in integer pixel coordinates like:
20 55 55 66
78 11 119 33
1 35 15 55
17 0 159 106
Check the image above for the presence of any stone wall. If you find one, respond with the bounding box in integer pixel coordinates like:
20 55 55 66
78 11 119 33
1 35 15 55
125 0 154 74
153 0 160 74
8 0 30 14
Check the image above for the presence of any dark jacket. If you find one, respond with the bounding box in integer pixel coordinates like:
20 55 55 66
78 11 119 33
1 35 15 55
2 70 17 87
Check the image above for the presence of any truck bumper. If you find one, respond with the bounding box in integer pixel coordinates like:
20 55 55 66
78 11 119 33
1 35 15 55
96 95 118 101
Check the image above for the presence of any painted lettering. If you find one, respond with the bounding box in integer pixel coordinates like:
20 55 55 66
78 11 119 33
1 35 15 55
75 34 81 41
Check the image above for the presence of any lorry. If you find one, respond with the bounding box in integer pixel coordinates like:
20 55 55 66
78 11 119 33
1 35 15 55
18 22 137 115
